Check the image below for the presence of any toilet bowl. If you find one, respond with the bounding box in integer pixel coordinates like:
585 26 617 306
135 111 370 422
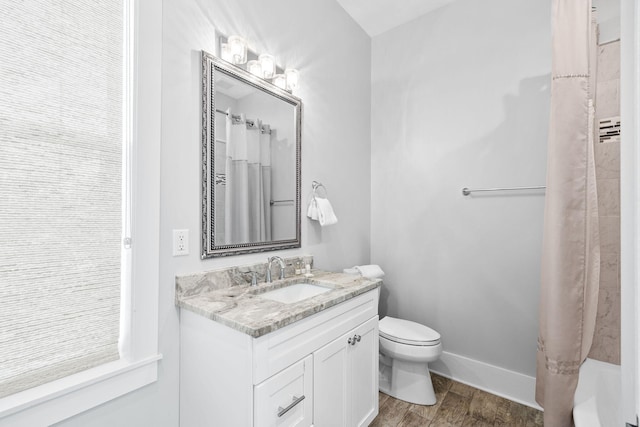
378 316 442 405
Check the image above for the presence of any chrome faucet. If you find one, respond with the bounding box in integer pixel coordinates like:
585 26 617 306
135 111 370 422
266 256 286 283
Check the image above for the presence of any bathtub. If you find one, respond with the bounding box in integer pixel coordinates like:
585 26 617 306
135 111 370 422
573 358 622 427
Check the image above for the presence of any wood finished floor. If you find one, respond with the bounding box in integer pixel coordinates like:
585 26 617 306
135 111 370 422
371 373 544 427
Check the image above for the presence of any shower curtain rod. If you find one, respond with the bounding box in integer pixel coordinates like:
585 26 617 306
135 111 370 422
214 109 272 134
462 185 546 196
215 108 242 120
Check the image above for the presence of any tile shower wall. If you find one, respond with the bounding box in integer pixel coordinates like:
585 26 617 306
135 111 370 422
589 40 621 365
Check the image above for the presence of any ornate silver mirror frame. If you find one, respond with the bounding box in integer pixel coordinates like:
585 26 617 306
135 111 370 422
201 50 302 258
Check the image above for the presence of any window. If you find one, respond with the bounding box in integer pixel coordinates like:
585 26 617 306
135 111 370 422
0 0 160 424
0 0 125 398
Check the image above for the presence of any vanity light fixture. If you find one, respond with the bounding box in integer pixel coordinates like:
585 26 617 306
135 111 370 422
227 35 247 65
259 54 276 79
218 33 301 92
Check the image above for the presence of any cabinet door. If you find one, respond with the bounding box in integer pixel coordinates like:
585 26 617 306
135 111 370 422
349 316 379 427
313 316 379 427
313 330 350 427
254 355 313 427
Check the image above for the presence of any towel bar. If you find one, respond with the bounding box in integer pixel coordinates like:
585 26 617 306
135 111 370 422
270 199 294 205
462 186 546 196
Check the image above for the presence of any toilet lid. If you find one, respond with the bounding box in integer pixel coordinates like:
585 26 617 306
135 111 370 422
379 316 441 346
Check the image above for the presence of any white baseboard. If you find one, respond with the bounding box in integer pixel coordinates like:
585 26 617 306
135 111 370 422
429 351 542 410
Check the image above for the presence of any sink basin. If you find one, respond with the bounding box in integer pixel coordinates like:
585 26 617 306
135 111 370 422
258 282 331 304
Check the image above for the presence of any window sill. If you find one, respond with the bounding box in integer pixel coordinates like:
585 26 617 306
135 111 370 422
0 354 162 426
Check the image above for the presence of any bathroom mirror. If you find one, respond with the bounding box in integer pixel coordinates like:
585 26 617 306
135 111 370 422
201 51 302 258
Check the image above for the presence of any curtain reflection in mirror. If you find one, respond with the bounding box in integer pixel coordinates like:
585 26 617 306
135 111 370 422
220 109 273 244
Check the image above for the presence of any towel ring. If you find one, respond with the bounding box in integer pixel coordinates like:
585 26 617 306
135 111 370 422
312 181 328 198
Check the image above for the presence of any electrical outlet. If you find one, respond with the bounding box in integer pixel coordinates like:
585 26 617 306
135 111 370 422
173 229 189 256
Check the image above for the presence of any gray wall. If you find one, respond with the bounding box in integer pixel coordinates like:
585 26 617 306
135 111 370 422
593 0 621 43
57 0 371 425
371 0 550 377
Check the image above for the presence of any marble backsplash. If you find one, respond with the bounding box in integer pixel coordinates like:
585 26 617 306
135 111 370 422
175 255 314 301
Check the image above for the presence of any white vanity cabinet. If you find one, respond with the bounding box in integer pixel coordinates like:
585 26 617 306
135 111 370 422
179 288 379 427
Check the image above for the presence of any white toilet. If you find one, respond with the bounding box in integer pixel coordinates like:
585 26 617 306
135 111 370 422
378 316 442 405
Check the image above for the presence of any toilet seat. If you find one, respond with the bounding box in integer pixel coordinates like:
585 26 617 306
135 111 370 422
379 316 440 346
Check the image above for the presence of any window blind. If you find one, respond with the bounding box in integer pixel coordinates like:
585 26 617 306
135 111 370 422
0 0 124 398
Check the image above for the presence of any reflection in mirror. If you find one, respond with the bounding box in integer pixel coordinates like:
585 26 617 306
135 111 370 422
202 51 301 258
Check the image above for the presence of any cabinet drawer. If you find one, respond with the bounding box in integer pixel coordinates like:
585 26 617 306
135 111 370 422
254 355 313 427
253 289 379 384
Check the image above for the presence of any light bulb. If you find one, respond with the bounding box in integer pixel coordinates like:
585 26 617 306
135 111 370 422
227 35 247 65
285 68 300 90
272 74 286 90
220 43 233 63
246 60 262 77
259 54 276 79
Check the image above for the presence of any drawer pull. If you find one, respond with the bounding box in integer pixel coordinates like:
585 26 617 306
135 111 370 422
277 395 306 417
355 334 361 342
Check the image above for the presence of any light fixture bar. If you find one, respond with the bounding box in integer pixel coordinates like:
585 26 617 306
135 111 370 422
216 31 299 93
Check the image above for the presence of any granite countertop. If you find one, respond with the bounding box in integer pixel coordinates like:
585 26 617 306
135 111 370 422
176 270 381 338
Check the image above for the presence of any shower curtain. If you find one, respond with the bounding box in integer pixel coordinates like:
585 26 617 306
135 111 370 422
536 1 600 426
224 111 272 245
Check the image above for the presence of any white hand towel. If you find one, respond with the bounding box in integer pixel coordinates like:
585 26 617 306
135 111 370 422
355 264 385 279
315 197 338 226
307 197 319 220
